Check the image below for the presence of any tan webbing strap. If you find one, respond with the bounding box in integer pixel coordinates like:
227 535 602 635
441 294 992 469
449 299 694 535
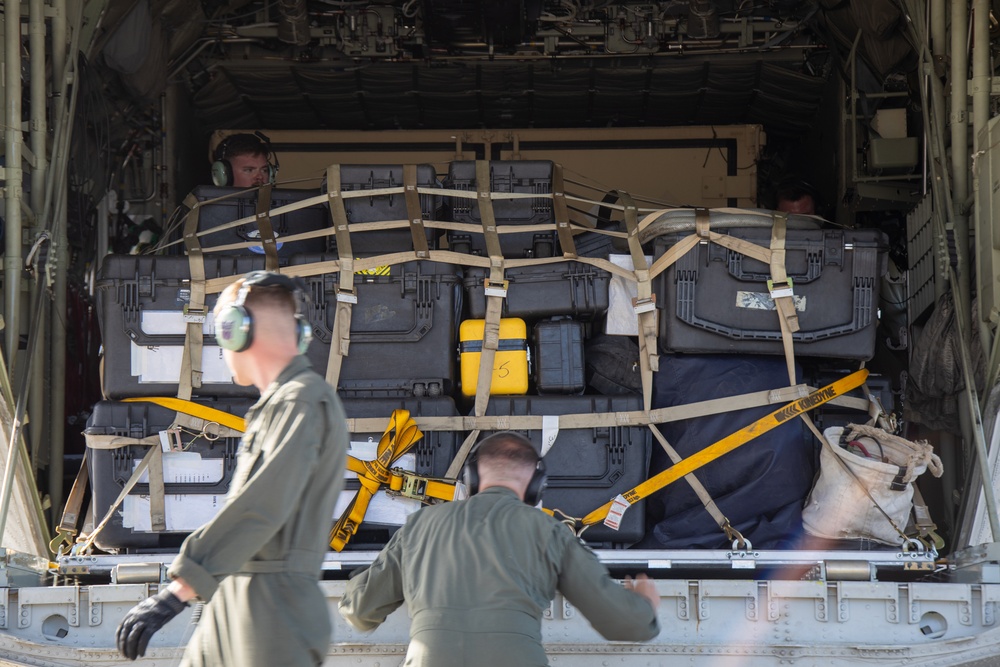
552 164 577 257
76 440 160 554
147 445 167 532
180 193 208 400
330 410 423 551
647 425 747 547
911 484 945 549
357 383 812 434
473 160 506 418
403 164 430 259
579 370 870 527
325 165 356 389
49 458 89 555
620 191 658 410
769 212 802 382
254 183 280 271
694 207 711 238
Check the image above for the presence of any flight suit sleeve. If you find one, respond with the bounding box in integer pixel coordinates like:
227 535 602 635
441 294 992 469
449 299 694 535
168 395 326 600
554 528 660 641
338 529 406 632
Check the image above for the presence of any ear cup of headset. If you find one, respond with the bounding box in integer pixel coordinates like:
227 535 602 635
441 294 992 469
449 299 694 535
215 303 253 352
523 458 548 507
461 457 480 496
296 317 313 356
211 159 233 187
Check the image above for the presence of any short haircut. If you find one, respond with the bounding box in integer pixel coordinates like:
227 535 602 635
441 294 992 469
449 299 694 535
215 133 268 161
475 432 539 473
214 276 298 321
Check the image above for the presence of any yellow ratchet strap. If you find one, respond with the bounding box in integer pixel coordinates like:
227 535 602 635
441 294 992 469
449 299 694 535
122 397 247 433
577 369 869 529
331 410 436 551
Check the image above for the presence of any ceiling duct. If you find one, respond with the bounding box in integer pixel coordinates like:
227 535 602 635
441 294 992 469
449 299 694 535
277 0 310 45
687 0 720 39
423 0 542 50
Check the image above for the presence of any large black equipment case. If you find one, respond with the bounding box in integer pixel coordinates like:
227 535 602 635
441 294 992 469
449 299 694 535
463 262 610 321
653 228 887 359
533 319 586 394
86 398 252 551
444 160 556 258
326 164 442 254
295 254 461 398
338 396 462 549
481 395 651 547
96 255 267 399
189 185 328 256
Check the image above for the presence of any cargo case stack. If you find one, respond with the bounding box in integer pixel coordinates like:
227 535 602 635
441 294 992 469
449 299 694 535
85 160 900 558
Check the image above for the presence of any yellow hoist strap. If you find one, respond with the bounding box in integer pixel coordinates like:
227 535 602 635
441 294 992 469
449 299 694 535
122 396 247 433
574 369 869 528
330 410 426 551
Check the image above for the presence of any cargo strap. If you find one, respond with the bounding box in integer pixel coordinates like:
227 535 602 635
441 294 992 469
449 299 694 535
49 458 89 556
619 191 658 411
331 410 432 551
122 396 248 432
552 164 577 258
404 164 431 259
446 160 508 480
325 164 356 390
573 369 869 530
180 192 208 400
254 183 280 271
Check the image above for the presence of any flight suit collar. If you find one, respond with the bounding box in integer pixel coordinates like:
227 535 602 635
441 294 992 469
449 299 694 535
258 355 313 405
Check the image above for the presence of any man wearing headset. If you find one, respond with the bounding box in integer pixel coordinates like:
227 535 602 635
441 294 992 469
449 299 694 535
116 271 348 667
339 431 661 666
210 132 277 188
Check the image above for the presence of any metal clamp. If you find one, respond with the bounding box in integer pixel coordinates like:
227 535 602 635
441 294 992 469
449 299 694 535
484 279 509 298
336 287 358 304
766 278 794 300
632 294 656 314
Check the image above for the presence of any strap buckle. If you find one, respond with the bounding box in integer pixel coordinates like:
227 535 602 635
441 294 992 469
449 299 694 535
182 305 207 323
336 287 358 304
766 278 794 300
386 469 444 502
483 279 509 298
632 295 656 314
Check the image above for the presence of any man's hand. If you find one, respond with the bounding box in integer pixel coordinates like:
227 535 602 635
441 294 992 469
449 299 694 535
624 573 660 611
116 588 189 660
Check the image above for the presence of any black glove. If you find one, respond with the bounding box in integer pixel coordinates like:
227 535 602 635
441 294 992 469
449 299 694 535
116 588 189 660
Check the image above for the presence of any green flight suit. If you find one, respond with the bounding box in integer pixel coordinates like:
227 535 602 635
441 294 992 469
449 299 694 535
168 356 347 667
339 486 660 667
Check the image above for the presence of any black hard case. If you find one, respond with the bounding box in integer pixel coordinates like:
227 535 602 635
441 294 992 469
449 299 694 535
463 262 610 321
653 228 887 359
86 399 252 551
295 254 461 398
444 160 557 258
190 185 328 256
326 164 443 254
533 319 586 394
481 395 651 547
96 255 267 399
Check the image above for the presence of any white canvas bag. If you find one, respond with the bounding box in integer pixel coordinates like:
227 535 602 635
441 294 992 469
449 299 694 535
802 424 943 545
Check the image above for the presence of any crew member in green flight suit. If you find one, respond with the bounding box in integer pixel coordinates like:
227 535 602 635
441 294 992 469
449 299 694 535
116 271 348 666
339 431 661 666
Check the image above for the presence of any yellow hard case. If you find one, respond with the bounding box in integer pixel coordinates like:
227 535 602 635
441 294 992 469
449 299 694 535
459 318 529 397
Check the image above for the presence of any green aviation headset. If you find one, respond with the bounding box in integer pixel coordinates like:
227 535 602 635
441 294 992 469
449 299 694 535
210 132 279 187
214 271 312 356
462 432 548 506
